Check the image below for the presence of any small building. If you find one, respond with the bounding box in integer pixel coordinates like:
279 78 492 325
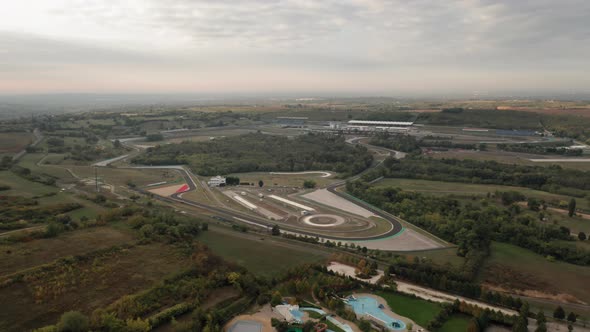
207 176 226 187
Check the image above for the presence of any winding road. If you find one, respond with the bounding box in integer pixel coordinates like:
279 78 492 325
112 136 407 241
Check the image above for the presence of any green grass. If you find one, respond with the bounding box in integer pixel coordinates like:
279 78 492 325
0 171 57 197
437 314 471 332
375 291 442 327
197 228 329 278
324 320 345 332
400 247 465 267
228 171 337 188
479 242 590 305
374 178 590 211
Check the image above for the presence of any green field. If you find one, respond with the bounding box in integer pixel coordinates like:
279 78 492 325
437 314 470 332
479 242 590 305
227 171 338 188
375 291 442 327
400 247 465 267
197 228 329 278
0 171 57 197
0 132 32 153
374 178 590 211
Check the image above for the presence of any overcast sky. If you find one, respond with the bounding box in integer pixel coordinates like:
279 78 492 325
1 0 589 96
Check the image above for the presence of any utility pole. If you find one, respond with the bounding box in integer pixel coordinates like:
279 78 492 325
94 166 99 192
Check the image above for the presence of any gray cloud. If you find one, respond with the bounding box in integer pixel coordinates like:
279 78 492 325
1 0 589 93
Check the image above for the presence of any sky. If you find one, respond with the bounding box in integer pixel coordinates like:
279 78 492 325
1 0 589 96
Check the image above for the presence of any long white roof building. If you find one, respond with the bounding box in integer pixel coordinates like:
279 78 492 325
347 120 414 126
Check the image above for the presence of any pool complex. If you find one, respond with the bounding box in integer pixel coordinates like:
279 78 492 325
299 308 354 332
346 297 406 330
289 308 304 322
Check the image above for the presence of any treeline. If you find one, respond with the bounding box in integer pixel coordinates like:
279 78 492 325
368 156 590 197
347 181 590 266
497 143 583 156
133 133 373 177
417 109 542 130
11 165 56 186
43 134 127 162
369 133 478 154
369 133 421 152
0 195 81 229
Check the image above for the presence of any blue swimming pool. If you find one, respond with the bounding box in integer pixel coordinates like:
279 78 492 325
290 308 304 322
346 296 406 330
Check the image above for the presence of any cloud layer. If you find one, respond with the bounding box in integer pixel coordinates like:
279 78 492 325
1 0 589 95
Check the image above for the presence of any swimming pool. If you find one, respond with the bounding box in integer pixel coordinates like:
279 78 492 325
346 296 406 330
290 308 304 322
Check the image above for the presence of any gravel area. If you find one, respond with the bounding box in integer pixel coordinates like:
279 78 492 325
303 189 375 218
350 229 443 251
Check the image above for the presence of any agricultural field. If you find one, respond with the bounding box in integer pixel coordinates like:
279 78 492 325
373 178 590 211
398 247 465 268
479 242 590 306
431 149 590 171
0 171 57 197
0 131 32 153
0 243 192 331
0 226 136 276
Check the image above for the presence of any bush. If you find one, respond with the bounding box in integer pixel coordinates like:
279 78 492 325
303 180 316 189
56 311 89 332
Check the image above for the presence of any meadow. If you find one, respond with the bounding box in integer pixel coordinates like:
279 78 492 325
196 227 330 278
479 242 590 306
375 290 442 327
373 178 590 211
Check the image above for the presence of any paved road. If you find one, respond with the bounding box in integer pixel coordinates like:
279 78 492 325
117 135 407 240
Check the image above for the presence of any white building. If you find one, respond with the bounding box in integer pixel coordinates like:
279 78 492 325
207 176 226 187
347 120 414 127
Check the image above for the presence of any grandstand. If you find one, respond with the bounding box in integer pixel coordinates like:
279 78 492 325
347 120 414 127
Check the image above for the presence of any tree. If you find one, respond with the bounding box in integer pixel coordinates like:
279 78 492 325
146 133 164 141
535 311 547 332
567 312 577 323
201 223 209 231
303 180 316 189
406 322 413 331
271 224 280 236
113 139 122 148
467 318 480 332
512 316 528 332
568 198 576 217
578 232 586 241
258 180 264 187
358 319 371 332
554 306 566 320
270 291 282 306
57 311 89 332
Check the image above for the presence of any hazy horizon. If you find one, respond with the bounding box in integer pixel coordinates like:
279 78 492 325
2 1 590 95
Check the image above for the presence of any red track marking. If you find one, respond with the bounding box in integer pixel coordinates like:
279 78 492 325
175 184 190 193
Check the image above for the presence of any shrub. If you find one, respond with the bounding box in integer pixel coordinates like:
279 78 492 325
56 311 89 332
